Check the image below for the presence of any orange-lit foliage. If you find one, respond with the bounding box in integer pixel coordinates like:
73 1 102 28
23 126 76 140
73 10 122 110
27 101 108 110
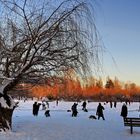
29 76 140 100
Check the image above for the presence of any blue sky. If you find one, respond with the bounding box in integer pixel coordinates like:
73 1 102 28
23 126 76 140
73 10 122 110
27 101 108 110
93 0 140 85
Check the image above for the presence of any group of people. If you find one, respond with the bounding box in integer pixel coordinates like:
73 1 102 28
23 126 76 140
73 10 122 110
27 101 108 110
71 101 128 120
96 102 128 120
108 101 117 108
33 101 50 117
71 101 105 120
32 100 128 120
33 102 41 116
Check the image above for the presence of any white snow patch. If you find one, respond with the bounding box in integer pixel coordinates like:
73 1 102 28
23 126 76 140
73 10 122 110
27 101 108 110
0 97 9 108
0 95 16 109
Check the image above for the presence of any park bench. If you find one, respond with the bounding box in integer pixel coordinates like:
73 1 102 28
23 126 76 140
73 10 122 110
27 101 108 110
124 117 140 134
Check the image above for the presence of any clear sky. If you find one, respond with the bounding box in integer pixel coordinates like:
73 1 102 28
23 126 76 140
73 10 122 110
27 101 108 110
93 0 140 85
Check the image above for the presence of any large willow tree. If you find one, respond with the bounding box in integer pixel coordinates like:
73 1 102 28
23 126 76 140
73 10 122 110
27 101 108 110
0 0 101 131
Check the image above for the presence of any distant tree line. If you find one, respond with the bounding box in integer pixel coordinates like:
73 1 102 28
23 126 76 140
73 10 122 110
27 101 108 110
10 75 140 102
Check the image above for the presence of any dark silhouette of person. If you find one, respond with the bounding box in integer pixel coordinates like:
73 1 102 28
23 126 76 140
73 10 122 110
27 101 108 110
114 101 117 108
33 102 38 116
33 102 41 116
82 101 87 111
121 103 128 119
71 103 78 117
56 99 59 106
36 103 41 116
96 103 105 120
45 110 50 117
125 100 128 105
110 101 112 108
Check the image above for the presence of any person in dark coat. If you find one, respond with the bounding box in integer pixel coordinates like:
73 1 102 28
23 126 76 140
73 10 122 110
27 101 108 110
71 103 78 117
36 103 41 116
121 103 128 119
33 102 38 116
33 102 41 116
114 101 117 108
82 101 87 111
96 103 105 120
45 110 50 117
110 101 113 108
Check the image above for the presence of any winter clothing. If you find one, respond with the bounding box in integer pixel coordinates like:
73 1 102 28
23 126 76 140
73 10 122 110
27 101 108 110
121 104 128 118
96 103 105 120
71 103 78 117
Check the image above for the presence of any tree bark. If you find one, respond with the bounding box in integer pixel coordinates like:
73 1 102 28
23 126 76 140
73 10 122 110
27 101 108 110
0 106 14 131
0 79 18 131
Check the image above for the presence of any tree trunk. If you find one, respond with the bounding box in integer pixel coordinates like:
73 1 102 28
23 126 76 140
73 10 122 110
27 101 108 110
0 79 17 132
0 94 16 132
0 106 14 131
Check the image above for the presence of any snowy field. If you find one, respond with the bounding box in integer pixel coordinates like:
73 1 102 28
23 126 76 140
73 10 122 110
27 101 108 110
0 100 140 140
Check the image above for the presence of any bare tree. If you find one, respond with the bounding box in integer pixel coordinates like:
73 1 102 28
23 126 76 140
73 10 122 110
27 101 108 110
0 0 101 131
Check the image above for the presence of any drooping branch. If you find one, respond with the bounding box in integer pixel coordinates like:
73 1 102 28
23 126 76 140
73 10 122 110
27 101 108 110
0 0 102 92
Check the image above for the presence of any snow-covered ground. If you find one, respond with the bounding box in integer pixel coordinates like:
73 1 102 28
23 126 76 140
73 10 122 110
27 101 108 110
0 100 140 140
